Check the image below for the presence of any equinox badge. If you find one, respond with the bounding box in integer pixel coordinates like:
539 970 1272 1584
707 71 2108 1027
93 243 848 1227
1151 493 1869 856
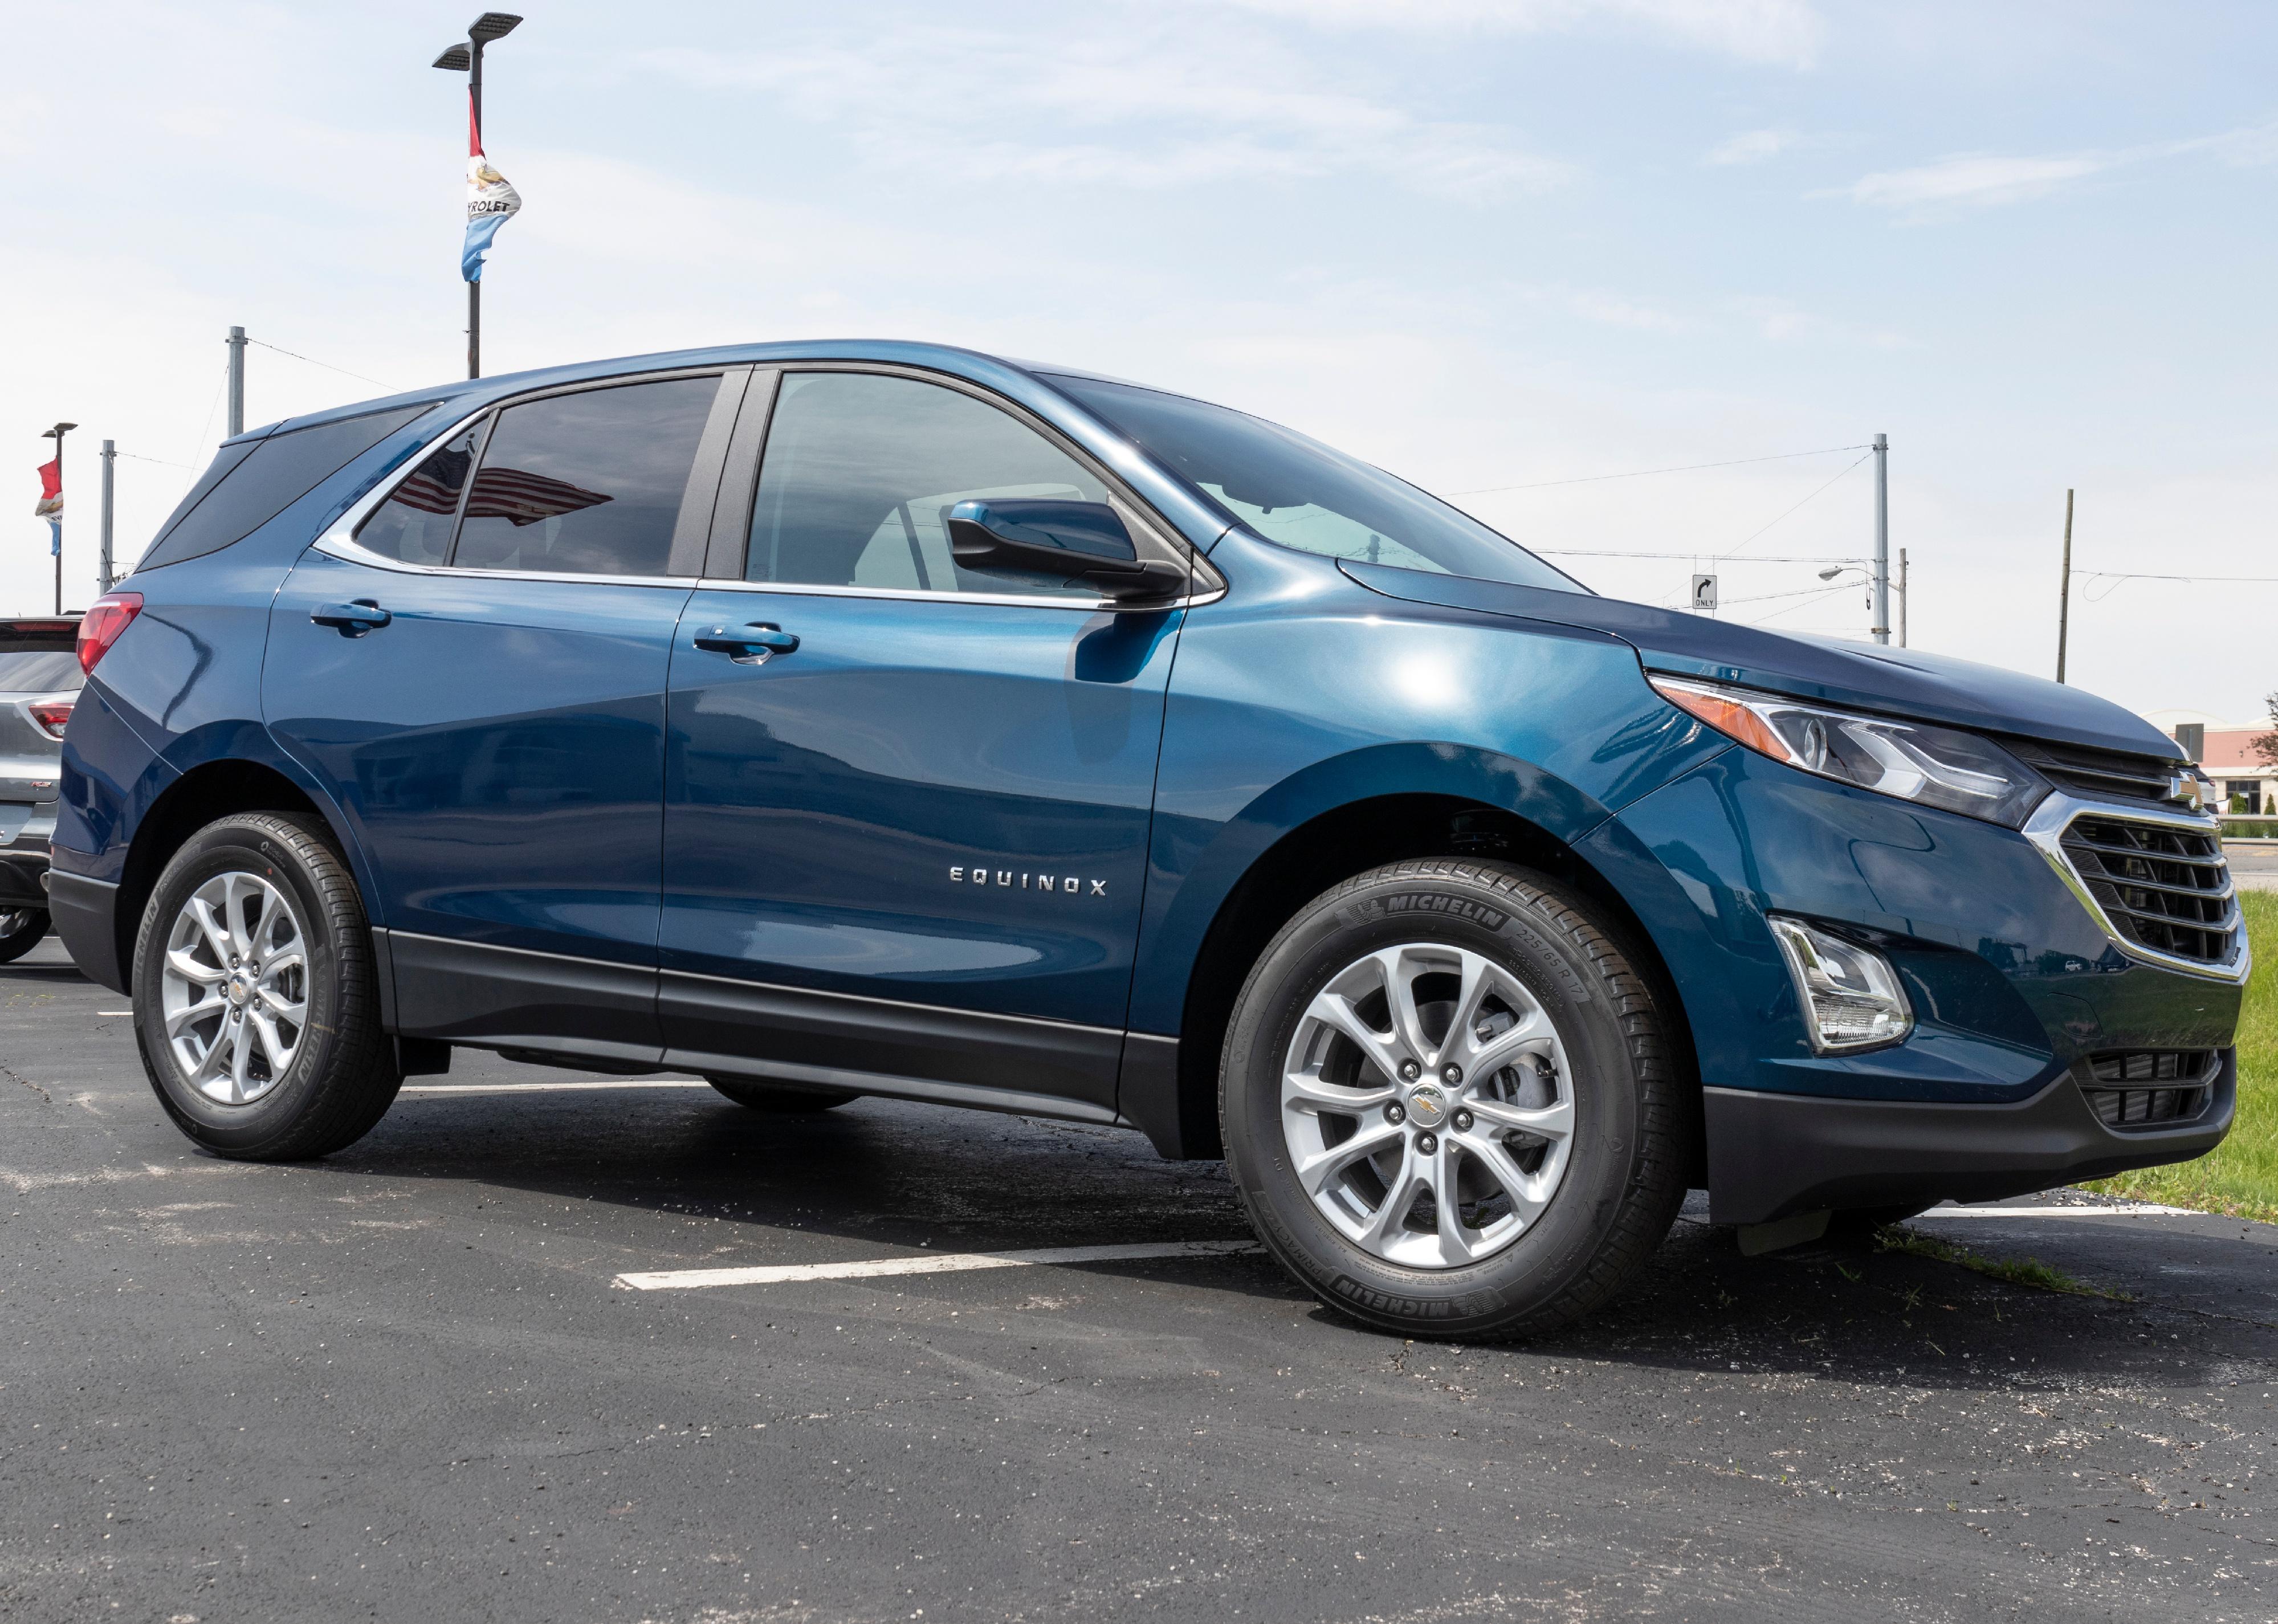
951 866 1107 897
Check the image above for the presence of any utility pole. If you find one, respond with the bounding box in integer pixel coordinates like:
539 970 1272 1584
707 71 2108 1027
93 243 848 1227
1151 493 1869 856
1871 432 1890 645
226 325 247 438
2056 488 2075 684
1897 546 1908 648
98 439 115 594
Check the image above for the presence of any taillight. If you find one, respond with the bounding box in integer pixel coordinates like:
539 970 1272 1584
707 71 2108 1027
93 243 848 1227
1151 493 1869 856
26 699 73 740
78 592 142 675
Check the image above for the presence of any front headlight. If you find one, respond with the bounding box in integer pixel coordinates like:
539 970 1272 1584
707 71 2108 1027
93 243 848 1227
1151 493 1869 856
1649 674 2052 828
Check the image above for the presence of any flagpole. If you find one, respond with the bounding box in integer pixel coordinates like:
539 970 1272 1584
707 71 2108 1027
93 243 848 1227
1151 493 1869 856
39 422 75 615
467 38 482 381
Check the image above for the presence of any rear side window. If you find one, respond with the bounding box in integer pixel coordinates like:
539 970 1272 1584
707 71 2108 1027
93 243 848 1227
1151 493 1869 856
451 377 719 576
354 426 480 565
137 405 430 573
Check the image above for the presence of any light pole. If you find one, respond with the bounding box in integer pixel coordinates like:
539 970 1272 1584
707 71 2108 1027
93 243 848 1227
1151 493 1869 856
40 422 75 615
1870 432 1889 645
434 13 523 380
1819 560 1905 645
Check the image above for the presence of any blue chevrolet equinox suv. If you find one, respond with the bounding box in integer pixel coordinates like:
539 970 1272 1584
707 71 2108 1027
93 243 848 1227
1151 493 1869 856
52 341 2241 1337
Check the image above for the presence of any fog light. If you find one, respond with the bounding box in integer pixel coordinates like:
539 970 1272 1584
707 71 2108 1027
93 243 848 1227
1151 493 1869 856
1767 916 1912 1053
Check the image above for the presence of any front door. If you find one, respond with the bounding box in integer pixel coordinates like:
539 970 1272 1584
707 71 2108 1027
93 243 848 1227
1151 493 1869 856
659 369 1188 1113
266 370 739 1063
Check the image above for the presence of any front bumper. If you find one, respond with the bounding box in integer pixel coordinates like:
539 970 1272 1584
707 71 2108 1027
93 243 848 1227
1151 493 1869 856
1581 748 2242 1222
1705 1050 2237 1223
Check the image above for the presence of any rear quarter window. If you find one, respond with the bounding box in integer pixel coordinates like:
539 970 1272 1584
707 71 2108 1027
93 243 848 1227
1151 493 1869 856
136 405 434 573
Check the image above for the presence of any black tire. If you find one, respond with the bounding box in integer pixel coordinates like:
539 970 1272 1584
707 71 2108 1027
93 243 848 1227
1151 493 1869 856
1221 858 1694 1340
133 813 400 1160
0 907 49 963
704 1074 857 1113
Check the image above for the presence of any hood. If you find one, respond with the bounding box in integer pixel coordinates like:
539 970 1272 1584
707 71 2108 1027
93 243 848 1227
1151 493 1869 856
1339 561 2181 761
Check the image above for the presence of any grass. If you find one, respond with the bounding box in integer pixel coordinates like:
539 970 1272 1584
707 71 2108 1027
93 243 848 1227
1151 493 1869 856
1875 1227 2131 1299
2085 887 2278 1222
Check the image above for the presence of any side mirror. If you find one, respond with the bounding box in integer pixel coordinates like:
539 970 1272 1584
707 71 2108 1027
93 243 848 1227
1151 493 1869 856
946 499 1187 603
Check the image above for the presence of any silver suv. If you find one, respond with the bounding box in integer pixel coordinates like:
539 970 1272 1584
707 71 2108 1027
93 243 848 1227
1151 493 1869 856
0 618 83 961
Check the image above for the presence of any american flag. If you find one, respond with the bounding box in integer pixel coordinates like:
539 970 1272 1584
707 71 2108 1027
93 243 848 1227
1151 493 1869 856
464 466 613 528
392 446 472 515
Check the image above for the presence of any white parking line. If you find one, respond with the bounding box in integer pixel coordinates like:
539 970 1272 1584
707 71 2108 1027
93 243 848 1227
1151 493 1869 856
1915 1202 2198 1219
614 1238 1263 1291
401 1080 714 1094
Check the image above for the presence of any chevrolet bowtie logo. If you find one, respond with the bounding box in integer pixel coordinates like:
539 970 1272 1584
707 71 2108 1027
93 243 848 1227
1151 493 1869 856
2168 773 2207 813
951 865 1107 897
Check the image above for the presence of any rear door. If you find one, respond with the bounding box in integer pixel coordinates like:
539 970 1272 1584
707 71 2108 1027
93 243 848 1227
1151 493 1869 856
266 368 746 1064
658 368 1189 1115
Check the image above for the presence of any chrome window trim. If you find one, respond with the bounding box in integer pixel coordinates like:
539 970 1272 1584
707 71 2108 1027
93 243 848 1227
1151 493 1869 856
314 367 740 587
2023 791 2250 984
690 576 1223 612
311 365 1228 610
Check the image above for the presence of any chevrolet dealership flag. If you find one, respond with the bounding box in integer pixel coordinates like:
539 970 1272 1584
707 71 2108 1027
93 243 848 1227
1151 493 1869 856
33 458 61 555
462 97 522 283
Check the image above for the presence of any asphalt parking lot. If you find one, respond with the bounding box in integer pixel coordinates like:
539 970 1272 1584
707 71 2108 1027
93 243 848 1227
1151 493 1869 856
4 939 2274 1623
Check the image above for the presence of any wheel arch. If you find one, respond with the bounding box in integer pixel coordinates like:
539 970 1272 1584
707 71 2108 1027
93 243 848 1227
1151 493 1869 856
114 754 372 996
1136 766 1702 1168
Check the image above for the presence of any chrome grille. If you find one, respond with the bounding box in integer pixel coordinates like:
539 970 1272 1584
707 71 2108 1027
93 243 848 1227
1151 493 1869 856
2077 1049 2220 1131
2007 737 2185 805
2058 815 2237 966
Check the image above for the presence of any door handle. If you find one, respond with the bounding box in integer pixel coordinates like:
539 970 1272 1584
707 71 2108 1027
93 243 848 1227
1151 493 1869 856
311 599 392 636
694 623 799 665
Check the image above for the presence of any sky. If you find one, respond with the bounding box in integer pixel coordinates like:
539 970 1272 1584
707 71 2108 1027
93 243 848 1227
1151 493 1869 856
5 1 2272 722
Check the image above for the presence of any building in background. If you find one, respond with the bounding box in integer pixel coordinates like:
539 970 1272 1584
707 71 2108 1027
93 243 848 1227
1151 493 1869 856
2146 708 2272 812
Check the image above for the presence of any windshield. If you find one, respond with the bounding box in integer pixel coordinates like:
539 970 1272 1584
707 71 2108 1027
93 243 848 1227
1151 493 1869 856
1048 376 1584 593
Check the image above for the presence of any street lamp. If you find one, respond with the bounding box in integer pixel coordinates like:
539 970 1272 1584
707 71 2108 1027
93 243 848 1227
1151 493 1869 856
433 13 524 380
40 422 76 615
1819 562 1909 646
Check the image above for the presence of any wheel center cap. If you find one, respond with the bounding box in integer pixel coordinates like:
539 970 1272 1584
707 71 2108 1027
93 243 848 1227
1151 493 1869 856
1405 1082 1448 1127
227 974 248 1005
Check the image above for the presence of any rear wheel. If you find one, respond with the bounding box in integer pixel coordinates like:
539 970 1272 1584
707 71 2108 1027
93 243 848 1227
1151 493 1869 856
1221 859 1693 1340
0 907 48 963
705 1074 857 1113
133 813 400 1160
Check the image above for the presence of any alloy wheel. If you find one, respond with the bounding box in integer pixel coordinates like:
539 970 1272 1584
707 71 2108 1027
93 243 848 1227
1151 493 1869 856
158 870 309 1105
1279 941 1575 1269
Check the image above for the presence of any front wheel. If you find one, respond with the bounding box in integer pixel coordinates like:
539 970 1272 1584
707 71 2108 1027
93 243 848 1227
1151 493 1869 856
1221 859 1694 1340
133 813 401 1160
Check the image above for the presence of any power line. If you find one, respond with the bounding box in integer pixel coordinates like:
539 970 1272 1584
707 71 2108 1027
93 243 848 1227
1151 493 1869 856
245 337 400 393
1538 549 1866 563
1447 444 1871 498
1710 453 1872 565
2077 569 2278 584
115 451 194 470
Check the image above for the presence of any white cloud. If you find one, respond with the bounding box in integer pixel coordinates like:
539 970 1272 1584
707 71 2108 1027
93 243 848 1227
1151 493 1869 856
641 27 1569 200
1837 150 2117 211
1211 0 1824 67
1702 127 1796 165
1833 119 2278 213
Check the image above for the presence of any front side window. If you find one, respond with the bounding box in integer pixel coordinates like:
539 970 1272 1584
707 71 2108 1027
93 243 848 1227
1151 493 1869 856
453 377 720 576
1049 375 1584 593
746 372 1112 598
